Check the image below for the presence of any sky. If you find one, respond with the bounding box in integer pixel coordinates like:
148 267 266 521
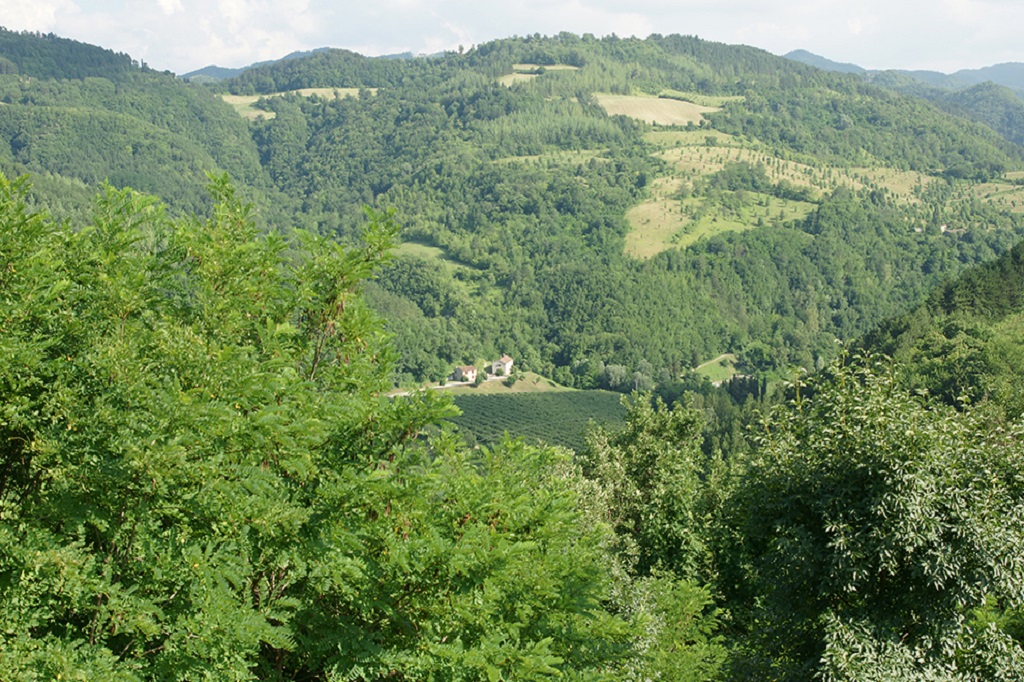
2 0 1024 75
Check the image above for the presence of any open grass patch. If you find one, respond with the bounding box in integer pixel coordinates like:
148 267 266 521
445 372 571 395
449 390 626 451
971 181 1024 213
851 167 936 203
644 129 742 149
625 177 815 258
392 239 483 271
498 73 537 87
695 353 739 383
594 93 718 126
512 63 580 72
221 87 374 119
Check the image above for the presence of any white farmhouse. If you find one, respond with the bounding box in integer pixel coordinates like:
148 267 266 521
491 355 514 376
453 365 477 383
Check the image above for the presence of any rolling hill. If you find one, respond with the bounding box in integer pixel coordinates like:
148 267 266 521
3 30 1024 396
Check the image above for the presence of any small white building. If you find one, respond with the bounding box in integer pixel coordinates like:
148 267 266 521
492 354 514 376
453 365 477 383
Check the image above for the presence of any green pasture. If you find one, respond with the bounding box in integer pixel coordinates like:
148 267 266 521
626 181 816 258
221 87 373 119
594 93 718 126
512 63 580 72
695 353 739 383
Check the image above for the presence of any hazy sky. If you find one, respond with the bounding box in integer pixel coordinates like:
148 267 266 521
3 0 1023 75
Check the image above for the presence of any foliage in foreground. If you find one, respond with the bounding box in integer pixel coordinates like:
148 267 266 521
720 356 1024 680
4 169 1023 681
0 174 659 680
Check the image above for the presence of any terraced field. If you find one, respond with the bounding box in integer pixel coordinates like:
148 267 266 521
626 129 1017 259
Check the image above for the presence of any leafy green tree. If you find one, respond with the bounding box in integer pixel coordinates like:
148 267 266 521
720 354 1024 680
579 396 728 680
0 173 642 680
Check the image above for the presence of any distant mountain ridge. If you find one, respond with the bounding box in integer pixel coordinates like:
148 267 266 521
784 49 1024 92
180 48 333 82
784 49 1024 148
783 49 865 75
181 49 421 82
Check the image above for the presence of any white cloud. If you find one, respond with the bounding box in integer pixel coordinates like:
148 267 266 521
157 0 183 15
0 0 79 31
6 0 1023 74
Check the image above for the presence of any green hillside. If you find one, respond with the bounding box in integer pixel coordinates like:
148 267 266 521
859 239 1024 417
3 29 1024 681
4 29 1024 400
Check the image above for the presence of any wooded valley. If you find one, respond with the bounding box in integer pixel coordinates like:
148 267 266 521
2 27 1024 680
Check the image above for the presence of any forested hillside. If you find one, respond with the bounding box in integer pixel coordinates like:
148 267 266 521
3 174 1023 680
859 237 1024 417
222 33 1024 387
4 29 1024 389
4 28 1024 680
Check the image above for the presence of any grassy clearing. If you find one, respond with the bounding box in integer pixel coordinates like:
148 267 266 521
644 129 743 149
656 145 828 192
498 73 538 87
972 181 1024 213
625 176 815 258
444 372 571 395
500 63 579 87
851 167 936 203
624 177 686 258
512 63 580 72
221 87 373 119
594 93 719 126
392 241 448 260
449 390 626 451
392 240 481 272
695 353 739 383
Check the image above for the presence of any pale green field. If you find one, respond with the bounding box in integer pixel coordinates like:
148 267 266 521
972 181 1024 213
644 130 743 148
221 87 374 119
498 73 538 87
392 241 484 277
392 241 448 260
499 63 580 87
624 176 815 258
512 63 580 72
656 145 827 192
444 372 572 395
594 93 719 126
695 353 739 383
852 167 937 203
629 125 1024 259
